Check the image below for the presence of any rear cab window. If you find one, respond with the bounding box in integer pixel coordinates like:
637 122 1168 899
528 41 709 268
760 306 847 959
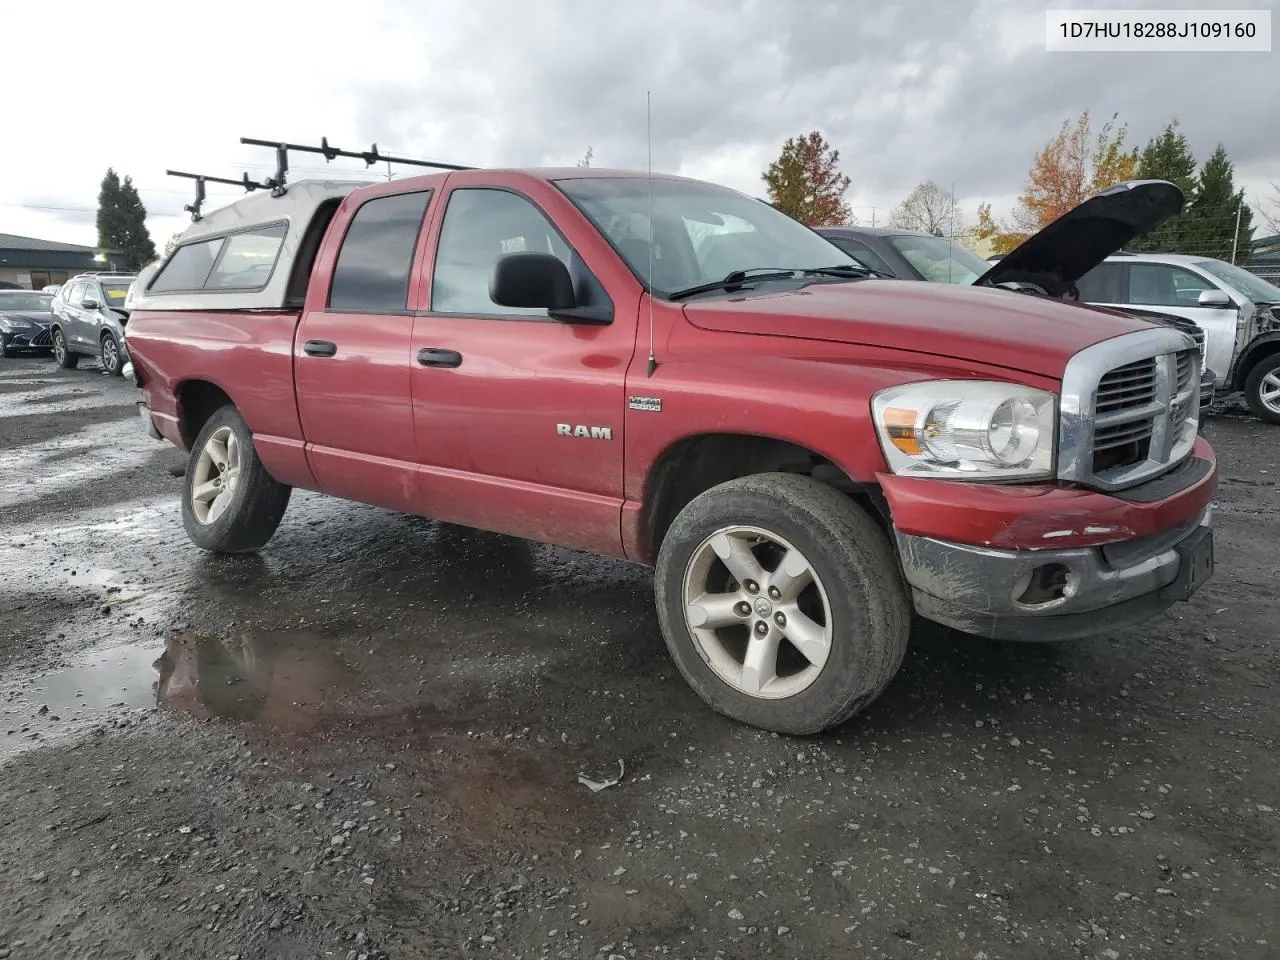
327 191 433 312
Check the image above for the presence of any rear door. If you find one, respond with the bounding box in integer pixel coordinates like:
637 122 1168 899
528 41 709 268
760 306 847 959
63 281 92 347
294 188 434 512
406 182 635 556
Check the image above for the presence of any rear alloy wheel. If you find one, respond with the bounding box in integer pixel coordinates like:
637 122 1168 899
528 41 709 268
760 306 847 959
100 333 123 376
655 472 911 735
1243 354 1280 425
52 328 78 369
182 405 292 553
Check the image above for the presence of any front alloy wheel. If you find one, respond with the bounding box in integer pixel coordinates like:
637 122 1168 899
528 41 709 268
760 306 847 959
52 329 77 369
1243 354 1280 424
654 472 911 735
683 525 832 699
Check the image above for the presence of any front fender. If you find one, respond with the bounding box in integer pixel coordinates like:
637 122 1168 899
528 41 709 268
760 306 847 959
1232 331 1280 390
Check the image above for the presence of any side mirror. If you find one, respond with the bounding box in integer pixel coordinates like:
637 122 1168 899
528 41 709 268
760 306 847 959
490 252 575 311
1197 289 1231 308
80 298 100 310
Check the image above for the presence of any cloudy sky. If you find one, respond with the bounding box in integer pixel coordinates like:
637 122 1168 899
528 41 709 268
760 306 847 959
3 0 1277 251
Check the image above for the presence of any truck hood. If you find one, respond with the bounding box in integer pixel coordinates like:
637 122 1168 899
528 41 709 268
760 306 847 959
682 279 1158 379
973 179 1185 297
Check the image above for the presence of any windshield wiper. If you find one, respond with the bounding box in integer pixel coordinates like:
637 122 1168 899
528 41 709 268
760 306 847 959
667 269 801 301
800 264 891 280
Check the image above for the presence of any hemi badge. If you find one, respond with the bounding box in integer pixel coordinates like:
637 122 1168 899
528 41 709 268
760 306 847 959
628 396 662 412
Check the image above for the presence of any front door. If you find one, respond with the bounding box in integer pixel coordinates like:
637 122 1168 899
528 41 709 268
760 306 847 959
294 188 434 512
407 183 635 556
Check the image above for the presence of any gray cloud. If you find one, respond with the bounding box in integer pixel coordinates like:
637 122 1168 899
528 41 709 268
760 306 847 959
350 0 1280 213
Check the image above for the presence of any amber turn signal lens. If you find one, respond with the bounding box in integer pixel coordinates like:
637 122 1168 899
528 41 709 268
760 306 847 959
882 406 920 455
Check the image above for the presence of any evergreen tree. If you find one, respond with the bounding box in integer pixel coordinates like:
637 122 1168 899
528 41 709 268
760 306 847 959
1128 120 1196 253
1186 144 1253 263
96 168 157 270
761 131 853 225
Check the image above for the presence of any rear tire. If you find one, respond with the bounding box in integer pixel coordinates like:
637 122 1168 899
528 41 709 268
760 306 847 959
1242 353 1280 424
654 472 911 735
52 328 78 369
181 405 292 553
100 332 124 376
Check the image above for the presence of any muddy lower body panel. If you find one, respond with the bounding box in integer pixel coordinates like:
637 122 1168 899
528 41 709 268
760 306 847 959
896 506 1214 642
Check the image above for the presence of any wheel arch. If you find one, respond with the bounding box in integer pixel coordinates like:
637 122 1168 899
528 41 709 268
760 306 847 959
175 379 237 448
1232 333 1280 391
640 431 888 564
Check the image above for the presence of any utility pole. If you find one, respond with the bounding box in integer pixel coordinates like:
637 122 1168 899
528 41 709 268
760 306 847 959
870 207 876 227
1231 202 1242 264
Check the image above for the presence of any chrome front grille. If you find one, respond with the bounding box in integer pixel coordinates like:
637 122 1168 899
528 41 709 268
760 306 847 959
30 326 53 347
1059 328 1202 492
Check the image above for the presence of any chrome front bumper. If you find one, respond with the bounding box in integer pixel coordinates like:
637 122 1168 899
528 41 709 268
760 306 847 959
897 506 1214 642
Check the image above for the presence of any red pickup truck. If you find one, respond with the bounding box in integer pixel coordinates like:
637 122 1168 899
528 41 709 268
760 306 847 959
122 168 1217 735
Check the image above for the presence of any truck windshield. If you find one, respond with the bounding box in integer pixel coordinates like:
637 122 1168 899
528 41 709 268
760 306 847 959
1195 259 1280 304
555 177 861 299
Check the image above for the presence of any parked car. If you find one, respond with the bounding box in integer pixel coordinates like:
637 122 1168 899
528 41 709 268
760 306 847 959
0 289 56 357
49 272 137 375
122 169 1215 736
1073 253 1280 423
817 184 1218 414
41 283 62 294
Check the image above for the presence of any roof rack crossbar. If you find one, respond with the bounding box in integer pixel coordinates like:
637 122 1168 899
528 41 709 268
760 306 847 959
166 169 269 221
240 136 473 198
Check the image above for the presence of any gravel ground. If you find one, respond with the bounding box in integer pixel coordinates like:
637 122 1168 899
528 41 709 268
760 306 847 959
1 355 1277 960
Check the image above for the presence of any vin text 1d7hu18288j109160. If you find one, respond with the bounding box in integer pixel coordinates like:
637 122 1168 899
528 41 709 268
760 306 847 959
121 145 1216 735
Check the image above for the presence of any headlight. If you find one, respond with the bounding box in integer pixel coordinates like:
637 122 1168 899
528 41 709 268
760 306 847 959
0 317 31 331
871 380 1057 480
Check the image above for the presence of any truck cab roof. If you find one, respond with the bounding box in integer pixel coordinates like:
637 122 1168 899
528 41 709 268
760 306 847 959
127 168 709 314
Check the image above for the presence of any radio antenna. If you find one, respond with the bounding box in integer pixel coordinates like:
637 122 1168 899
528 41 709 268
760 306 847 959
645 90 658 377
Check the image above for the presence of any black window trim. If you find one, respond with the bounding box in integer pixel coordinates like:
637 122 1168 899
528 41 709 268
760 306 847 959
424 184 611 324
323 189 434 316
147 219 291 296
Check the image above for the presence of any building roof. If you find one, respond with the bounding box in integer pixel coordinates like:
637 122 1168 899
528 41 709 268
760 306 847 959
0 232 102 253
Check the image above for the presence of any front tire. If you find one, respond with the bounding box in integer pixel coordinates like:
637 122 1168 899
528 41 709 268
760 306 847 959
182 405 292 553
100 333 123 376
52 328 78 369
1242 353 1280 424
0 335 10 359
654 473 911 736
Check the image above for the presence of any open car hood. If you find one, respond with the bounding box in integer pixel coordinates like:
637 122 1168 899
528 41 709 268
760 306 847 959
973 179 1185 298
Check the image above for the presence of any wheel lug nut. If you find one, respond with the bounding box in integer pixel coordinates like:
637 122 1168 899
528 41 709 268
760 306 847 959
774 612 787 628
754 620 768 636
744 580 759 594
768 586 781 601
735 601 751 617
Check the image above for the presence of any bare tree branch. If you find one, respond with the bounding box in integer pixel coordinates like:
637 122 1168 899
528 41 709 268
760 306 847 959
887 181 965 236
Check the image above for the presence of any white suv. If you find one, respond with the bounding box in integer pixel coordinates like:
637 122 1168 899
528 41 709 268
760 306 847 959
1076 253 1280 423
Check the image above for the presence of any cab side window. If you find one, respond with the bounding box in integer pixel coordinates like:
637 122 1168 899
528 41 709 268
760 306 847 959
431 188 583 318
328 191 432 312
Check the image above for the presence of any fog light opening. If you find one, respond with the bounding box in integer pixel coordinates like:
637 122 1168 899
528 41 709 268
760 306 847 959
1012 562 1076 609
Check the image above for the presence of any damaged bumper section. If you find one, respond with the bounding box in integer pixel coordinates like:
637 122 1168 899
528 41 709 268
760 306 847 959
884 440 1218 642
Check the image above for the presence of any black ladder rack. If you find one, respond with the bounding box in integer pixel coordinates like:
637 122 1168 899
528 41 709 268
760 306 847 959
240 136 473 196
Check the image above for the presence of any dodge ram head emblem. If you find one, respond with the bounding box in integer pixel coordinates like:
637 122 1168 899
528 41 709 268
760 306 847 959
556 423 613 440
